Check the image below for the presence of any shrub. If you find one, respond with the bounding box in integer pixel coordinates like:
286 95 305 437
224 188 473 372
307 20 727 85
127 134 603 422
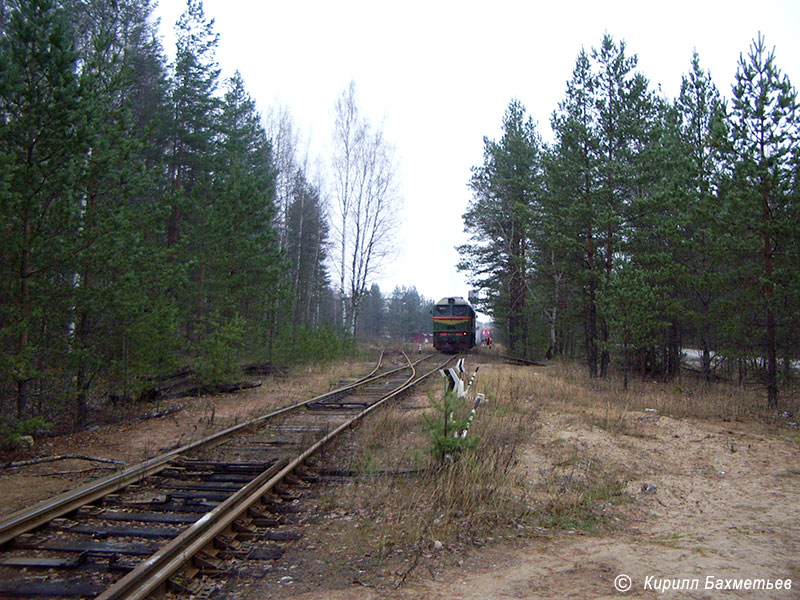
421 392 480 462
196 316 245 388
0 416 51 451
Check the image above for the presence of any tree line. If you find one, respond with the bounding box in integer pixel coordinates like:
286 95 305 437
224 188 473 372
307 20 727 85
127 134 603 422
0 0 400 433
356 284 435 342
459 33 799 408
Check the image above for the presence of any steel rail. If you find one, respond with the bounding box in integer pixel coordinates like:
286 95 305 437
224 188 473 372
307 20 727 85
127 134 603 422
352 348 385 382
497 354 547 366
97 352 453 600
0 351 421 546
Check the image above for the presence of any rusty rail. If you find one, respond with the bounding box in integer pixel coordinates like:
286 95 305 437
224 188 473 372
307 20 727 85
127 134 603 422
98 351 452 599
0 350 413 546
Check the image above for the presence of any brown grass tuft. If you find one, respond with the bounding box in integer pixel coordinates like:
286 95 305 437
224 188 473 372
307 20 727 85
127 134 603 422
315 358 797 566
320 364 544 547
534 360 799 422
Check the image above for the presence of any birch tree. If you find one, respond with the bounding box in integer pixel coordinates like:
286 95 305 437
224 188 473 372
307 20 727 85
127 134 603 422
331 81 400 335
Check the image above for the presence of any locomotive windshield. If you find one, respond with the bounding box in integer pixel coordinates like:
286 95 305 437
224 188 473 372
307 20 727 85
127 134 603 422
435 305 450 316
452 305 469 316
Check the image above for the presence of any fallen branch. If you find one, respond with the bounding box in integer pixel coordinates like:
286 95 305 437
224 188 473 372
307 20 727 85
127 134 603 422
32 465 118 476
0 454 126 470
138 361 278 401
501 354 548 366
149 379 263 401
242 362 288 377
148 366 194 384
217 380 262 393
132 405 184 423
393 552 421 589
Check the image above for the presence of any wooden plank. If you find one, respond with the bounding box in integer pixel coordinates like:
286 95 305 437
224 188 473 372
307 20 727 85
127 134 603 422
89 511 199 524
104 500 216 513
65 524 182 539
158 480 241 492
152 490 229 502
0 580 104 597
14 538 158 555
0 555 84 568
173 459 274 473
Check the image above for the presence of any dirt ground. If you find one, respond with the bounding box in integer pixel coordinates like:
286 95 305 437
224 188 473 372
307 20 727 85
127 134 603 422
382 409 800 600
235 363 799 600
1 357 798 599
0 360 370 518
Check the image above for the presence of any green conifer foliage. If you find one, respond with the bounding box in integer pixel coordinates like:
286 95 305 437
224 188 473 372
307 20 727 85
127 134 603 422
459 100 544 358
727 34 799 408
210 71 280 360
0 0 87 418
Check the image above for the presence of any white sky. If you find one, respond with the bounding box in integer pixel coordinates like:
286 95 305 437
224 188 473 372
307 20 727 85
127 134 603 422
154 0 800 304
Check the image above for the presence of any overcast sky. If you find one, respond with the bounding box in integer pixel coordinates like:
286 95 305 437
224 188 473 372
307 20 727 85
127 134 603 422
154 0 800 304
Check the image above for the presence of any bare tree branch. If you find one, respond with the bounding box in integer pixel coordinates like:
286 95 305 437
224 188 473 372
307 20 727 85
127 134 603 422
331 81 401 334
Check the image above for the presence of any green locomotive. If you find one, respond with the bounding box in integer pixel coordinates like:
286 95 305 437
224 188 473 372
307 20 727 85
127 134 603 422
432 297 477 353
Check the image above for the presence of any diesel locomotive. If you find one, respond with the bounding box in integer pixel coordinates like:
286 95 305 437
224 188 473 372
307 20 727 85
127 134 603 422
432 296 477 353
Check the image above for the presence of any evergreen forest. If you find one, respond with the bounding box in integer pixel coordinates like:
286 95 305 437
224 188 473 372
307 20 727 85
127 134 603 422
1 0 797 443
460 34 799 408
0 0 425 437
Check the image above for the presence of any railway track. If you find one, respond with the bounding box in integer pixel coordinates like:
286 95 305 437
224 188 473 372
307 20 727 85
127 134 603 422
0 351 454 599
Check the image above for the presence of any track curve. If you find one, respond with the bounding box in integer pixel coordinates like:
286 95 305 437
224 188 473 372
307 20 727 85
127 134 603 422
0 351 454 599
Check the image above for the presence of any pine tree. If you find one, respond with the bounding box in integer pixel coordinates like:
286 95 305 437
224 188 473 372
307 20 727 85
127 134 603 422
614 91 686 381
547 49 602 374
166 0 219 247
601 266 664 389
357 284 385 339
459 100 544 358
385 286 431 341
592 35 655 376
0 0 87 418
164 0 220 359
727 33 799 408
210 71 280 362
285 169 330 328
62 0 184 425
547 36 657 377
674 52 729 382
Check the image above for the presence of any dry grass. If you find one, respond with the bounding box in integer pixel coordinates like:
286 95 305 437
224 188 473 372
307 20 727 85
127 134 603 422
526 431 632 533
315 358 798 564
316 372 541 547
536 361 798 422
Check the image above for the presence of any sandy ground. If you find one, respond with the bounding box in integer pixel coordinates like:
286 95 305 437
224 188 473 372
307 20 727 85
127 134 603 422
240 400 799 600
1 358 798 599
392 412 800 600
